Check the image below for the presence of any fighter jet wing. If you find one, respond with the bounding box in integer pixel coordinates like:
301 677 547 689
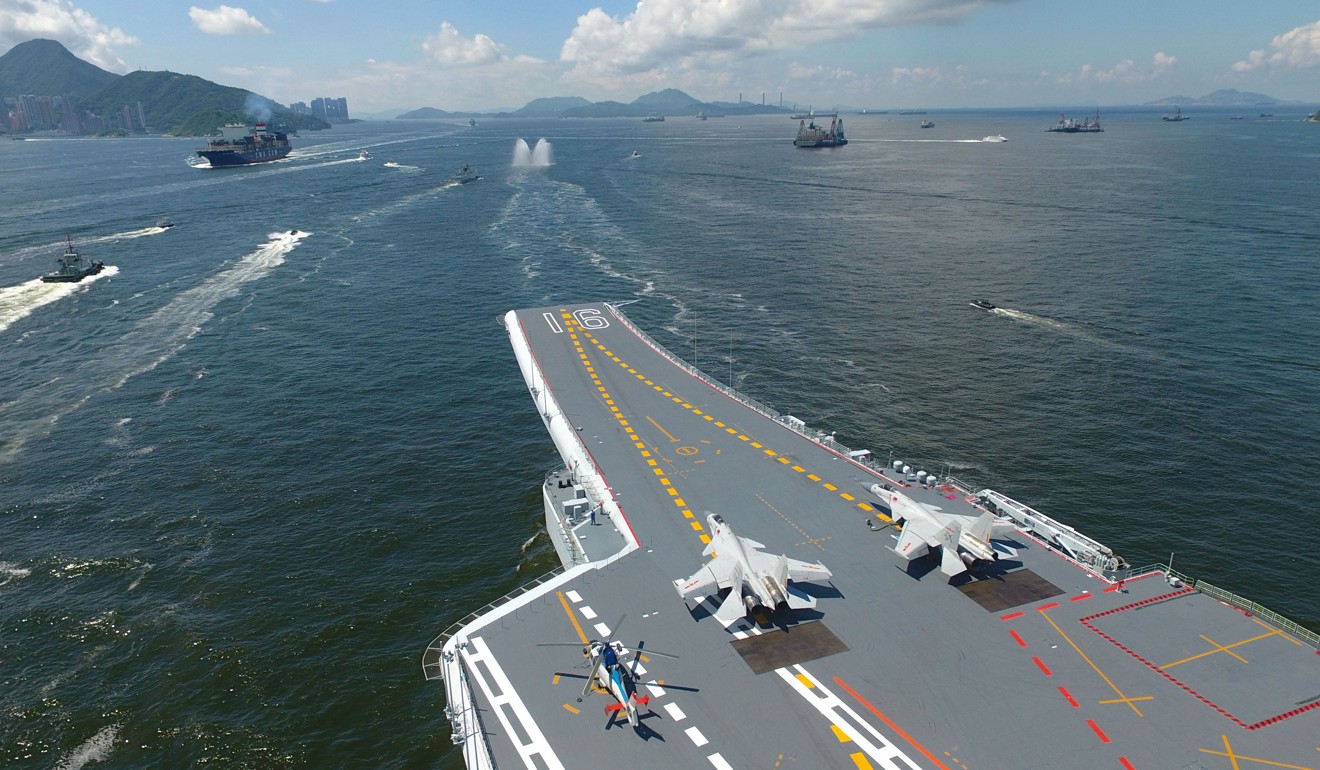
675 554 738 599
782 556 832 583
894 525 930 561
743 547 832 584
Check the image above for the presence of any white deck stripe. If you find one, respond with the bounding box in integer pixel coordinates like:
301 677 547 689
685 726 709 747
735 627 920 770
593 622 611 637
565 590 582 602
663 702 686 721
462 636 565 770
708 754 734 770
579 606 597 620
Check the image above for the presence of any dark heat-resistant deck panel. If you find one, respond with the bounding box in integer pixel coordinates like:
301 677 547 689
957 568 1065 612
443 303 1319 770
730 620 850 675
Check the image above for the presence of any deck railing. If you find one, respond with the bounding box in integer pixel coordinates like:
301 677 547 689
421 566 567 682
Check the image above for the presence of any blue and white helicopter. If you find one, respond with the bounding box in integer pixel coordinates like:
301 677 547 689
541 615 679 728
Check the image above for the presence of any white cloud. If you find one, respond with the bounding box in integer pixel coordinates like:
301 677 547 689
189 5 270 36
1233 19 1320 72
1053 54 1172 86
560 0 1004 81
422 22 505 66
0 0 137 72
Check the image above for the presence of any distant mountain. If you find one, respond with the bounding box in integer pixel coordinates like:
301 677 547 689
0 38 118 99
511 96 592 118
398 88 788 120
395 106 467 119
1146 89 1284 106
0 38 327 135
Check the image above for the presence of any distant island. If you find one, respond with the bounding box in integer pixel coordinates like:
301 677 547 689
0 39 329 136
397 88 793 120
1144 88 1289 106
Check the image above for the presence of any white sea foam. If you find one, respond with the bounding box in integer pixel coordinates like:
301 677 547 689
0 266 120 334
0 561 32 586
54 724 119 770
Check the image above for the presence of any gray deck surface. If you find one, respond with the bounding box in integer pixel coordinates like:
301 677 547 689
452 303 1318 770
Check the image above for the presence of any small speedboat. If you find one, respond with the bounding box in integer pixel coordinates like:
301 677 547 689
357 150 371 160
920 119 934 129
629 150 641 158
982 135 1007 143
156 217 174 228
969 300 996 311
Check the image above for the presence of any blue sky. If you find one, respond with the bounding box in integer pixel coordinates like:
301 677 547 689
2 0 1319 114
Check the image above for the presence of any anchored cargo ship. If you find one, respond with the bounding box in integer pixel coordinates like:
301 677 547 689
196 123 291 167
425 302 1319 770
794 114 847 147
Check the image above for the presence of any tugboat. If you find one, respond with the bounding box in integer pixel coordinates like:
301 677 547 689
451 163 479 184
969 299 997 311
920 119 935 129
196 123 292 167
794 115 847 148
41 237 104 283
643 113 665 122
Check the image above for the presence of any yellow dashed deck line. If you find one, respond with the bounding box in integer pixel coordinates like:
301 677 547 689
840 493 854 501
830 724 852 742
690 521 704 531
795 672 815 689
808 474 821 481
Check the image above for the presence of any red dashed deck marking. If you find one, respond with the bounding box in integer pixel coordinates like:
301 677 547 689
1059 687 1080 708
1118 758 1136 770
1038 602 1060 612
1078 586 1320 729
1033 657 1052 676
1010 629 1027 648
1071 593 1093 602
1087 719 1111 744
1000 611 1024 621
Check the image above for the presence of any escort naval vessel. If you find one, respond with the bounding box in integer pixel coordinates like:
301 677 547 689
424 302 1319 770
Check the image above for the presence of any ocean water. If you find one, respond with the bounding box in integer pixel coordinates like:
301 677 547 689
2 108 1318 768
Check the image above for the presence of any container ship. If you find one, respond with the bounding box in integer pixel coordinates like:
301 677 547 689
196 123 291 167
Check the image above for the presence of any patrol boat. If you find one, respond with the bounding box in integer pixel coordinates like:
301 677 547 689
40 237 104 283
425 302 1320 770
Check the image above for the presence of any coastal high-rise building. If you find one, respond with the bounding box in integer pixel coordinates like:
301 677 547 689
310 97 349 122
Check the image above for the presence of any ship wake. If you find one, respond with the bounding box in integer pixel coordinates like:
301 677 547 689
0 232 308 462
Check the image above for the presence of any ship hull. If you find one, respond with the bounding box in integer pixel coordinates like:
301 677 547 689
41 262 104 283
197 147 292 167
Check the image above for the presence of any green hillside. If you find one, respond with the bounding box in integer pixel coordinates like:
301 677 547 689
87 70 326 135
1 38 328 135
0 38 118 98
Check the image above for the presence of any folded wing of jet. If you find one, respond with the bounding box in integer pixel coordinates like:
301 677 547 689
675 512 833 626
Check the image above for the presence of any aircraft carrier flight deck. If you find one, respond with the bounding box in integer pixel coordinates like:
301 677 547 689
424 302 1319 770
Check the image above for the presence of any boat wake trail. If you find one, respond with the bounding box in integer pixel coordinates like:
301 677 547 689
54 724 120 770
0 232 307 462
0 267 120 334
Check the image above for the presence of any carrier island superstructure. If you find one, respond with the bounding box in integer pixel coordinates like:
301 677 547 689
424 302 1319 770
